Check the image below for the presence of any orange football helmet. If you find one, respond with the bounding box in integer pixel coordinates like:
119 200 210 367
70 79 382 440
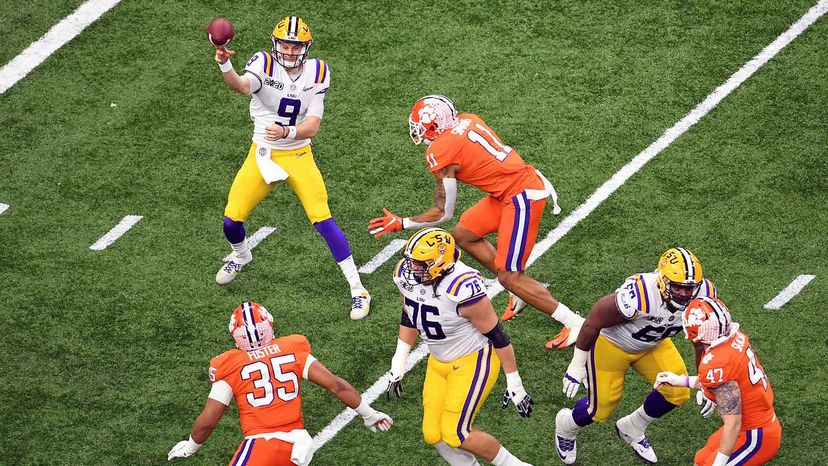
409 95 459 145
229 301 275 351
682 297 733 344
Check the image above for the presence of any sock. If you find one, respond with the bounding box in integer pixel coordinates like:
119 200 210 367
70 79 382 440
223 217 246 244
551 302 582 328
338 255 364 292
571 396 594 427
627 405 656 434
314 218 352 262
642 389 678 419
231 240 251 261
434 441 480 466
491 445 526 466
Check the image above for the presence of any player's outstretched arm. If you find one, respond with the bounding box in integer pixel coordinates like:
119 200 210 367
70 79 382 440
460 297 533 418
168 398 227 461
214 47 251 95
307 359 393 432
710 381 743 466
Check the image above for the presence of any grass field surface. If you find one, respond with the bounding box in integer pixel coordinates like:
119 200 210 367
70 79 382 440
1 1 826 465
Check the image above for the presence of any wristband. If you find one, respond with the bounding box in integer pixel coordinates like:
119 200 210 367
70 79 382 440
354 399 376 419
711 451 729 466
286 126 297 139
219 59 233 73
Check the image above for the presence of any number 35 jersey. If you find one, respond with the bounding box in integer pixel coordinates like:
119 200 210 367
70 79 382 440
243 52 330 150
208 334 314 436
602 272 718 353
393 259 489 362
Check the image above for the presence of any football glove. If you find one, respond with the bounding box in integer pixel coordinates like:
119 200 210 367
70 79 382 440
385 371 404 400
653 371 687 389
563 348 589 399
697 390 716 418
368 208 403 238
362 410 394 432
502 372 534 418
167 436 201 461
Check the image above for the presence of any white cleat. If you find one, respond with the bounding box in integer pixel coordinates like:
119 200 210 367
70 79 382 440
216 253 252 285
555 409 578 465
616 416 658 464
350 289 371 320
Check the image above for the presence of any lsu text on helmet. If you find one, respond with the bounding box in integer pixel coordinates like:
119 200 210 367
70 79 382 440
229 301 275 351
271 16 313 69
682 297 733 344
401 228 460 285
409 95 459 145
656 247 703 312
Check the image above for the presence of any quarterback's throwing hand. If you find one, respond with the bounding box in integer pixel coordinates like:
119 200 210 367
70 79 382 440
214 46 236 64
368 208 403 238
385 372 404 400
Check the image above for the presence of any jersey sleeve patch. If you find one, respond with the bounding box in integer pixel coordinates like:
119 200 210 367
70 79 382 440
445 271 486 303
615 275 649 318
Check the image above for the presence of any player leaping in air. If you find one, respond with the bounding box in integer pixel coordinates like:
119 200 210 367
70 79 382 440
212 16 371 320
168 302 392 465
655 297 781 466
385 228 533 466
369 95 583 348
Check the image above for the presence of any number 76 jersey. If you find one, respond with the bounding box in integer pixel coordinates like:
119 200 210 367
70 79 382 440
393 259 490 362
602 272 718 353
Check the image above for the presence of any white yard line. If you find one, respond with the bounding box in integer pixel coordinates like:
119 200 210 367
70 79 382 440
89 215 142 250
0 203 9 215
764 274 816 310
312 1 828 453
223 227 277 261
358 239 407 274
0 0 121 94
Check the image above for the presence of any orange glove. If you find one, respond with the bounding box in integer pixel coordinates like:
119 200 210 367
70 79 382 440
368 208 404 238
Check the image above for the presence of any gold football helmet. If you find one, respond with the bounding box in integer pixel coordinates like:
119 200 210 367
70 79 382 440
271 16 313 68
401 228 460 285
656 247 704 311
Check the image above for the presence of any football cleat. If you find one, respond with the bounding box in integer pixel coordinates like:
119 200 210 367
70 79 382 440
545 323 582 350
350 289 371 320
555 409 578 464
501 293 527 321
216 252 252 285
616 416 657 464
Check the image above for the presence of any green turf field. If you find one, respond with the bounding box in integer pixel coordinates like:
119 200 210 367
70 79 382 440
1 1 826 464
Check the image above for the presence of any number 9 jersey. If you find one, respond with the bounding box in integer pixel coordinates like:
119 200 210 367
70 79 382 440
603 272 718 352
393 259 489 362
243 52 330 150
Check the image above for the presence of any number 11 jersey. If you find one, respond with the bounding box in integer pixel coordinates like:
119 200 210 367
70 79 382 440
243 52 330 150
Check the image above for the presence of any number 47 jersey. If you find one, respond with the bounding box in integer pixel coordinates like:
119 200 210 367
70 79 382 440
602 272 718 353
243 52 330 150
393 259 490 362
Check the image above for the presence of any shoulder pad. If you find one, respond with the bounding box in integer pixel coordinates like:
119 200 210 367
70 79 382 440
615 274 653 318
244 51 274 77
443 269 486 303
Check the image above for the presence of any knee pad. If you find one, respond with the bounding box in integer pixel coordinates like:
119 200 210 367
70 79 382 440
422 426 442 446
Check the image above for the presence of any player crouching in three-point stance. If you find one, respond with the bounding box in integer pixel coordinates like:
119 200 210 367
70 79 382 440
555 248 719 464
385 228 533 466
212 16 371 320
655 297 781 466
168 302 392 465
369 95 583 349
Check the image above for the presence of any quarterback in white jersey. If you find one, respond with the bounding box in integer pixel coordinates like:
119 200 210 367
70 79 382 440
212 16 370 321
386 228 533 466
555 248 718 465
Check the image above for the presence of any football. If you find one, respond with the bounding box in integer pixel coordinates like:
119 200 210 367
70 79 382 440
207 18 234 47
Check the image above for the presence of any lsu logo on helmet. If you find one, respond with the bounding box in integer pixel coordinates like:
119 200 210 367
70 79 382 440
401 228 460 284
682 297 733 344
229 301 275 351
409 95 459 145
656 247 703 311
271 16 313 68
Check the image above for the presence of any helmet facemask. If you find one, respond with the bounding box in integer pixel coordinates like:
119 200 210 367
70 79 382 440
665 281 702 311
271 38 311 69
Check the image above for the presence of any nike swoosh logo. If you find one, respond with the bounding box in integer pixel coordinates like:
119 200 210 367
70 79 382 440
452 365 462 370
303 86 314 91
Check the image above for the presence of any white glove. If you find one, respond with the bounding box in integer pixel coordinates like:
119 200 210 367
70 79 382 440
711 451 730 466
168 436 201 461
502 372 534 417
697 390 716 418
563 348 589 399
653 371 687 389
354 399 393 432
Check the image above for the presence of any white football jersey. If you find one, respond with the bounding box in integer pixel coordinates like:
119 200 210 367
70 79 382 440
243 52 330 150
393 259 490 362
602 272 718 353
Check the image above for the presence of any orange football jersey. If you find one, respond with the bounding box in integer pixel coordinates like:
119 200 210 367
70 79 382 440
426 113 541 201
699 330 775 430
210 334 312 436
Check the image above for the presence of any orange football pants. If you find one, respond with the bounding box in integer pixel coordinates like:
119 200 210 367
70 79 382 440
694 416 781 466
228 437 293 466
459 192 546 272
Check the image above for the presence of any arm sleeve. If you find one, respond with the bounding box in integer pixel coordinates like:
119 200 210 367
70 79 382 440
306 91 326 119
402 177 457 229
302 354 317 380
208 380 233 405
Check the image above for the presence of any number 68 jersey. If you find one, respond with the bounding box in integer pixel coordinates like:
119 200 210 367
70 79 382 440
243 52 330 150
602 272 718 353
393 259 489 362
